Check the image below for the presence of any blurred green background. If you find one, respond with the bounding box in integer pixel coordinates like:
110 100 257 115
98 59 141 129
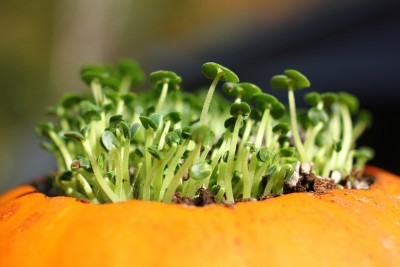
1 0 399 192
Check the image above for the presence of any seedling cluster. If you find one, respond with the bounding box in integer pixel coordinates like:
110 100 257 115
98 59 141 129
37 60 373 204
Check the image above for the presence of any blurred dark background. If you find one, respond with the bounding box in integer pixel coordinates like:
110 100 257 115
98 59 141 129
1 0 399 192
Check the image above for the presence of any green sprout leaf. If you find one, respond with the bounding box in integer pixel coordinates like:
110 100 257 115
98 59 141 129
304 92 321 107
150 70 182 89
252 93 277 110
270 102 286 119
270 75 290 89
101 131 119 151
118 59 145 86
339 92 359 114
139 116 158 130
64 131 85 142
230 102 251 117
201 62 239 82
80 65 111 86
190 162 212 180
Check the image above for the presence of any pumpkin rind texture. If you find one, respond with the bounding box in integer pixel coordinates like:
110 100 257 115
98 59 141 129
1 166 400 267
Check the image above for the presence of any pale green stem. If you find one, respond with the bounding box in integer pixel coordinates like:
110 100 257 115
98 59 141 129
48 131 73 171
240 119 253 147
122 139 132 198
162 144 201 203
158 120 171 150
153 144 178 199
224 115 243 203
112 149 126 201
159 140 190 200
241 148 252 199
155 82 169 114
90 80 104 106
251 161 269 198
288 89 306 162
345 150 355 174
76 174 99 203
304 122 324 162
142 129 154 200
255 109 270 148
352 123 366 142
200 71 223 124
265 115 273 147
81 141 119 202
337 105 352 167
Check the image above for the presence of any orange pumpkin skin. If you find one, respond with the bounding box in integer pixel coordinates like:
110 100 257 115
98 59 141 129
1 166 400 267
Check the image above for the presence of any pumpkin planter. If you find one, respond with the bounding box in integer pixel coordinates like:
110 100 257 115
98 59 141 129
1 166 400 267
0 60 390 266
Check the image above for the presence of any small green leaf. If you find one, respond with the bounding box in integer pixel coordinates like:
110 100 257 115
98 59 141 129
165 131 181 146
272 123 290 135
147 145 162 160
257 148 270 162
339 92 359 114
80 125 91 138
244 143 257 153
181 126 192 139
191 124 209 143
211 184 221 195
164 111 182 124
61 94 83 108
271 70 310 90
139 116 158 130
270 102 286 119
321 92 338 108
109 115 124 124
101 131 119 151
334 141 342 152
149 113 162 129
279 147 295 157
201 62 239 82
150 70 182 90
284 69 310 90
230 102 251 117
304 92 321 106
252 93 278 110
80 100 102 121
80 65 111 85
118 121 131 139
36 122 55 137
135 148 145 158
131 123 141 139
270 75 290 89
308 107 329 125
190 162 212 180
223 82 261 99
354 147 374 160
232 170 243 183
118 59 145 86
64 131 85 142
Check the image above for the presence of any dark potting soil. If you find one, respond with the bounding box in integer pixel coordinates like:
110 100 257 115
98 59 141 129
30 171 375 207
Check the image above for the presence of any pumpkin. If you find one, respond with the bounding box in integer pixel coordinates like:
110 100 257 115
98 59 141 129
1 166 400 267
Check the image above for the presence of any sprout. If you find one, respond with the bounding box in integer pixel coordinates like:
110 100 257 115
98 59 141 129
200 62 239 124
37 60 372 204
150 70 182 113
271 69 310 162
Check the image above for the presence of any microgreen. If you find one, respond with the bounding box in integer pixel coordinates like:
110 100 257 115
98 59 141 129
37 59 373 204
